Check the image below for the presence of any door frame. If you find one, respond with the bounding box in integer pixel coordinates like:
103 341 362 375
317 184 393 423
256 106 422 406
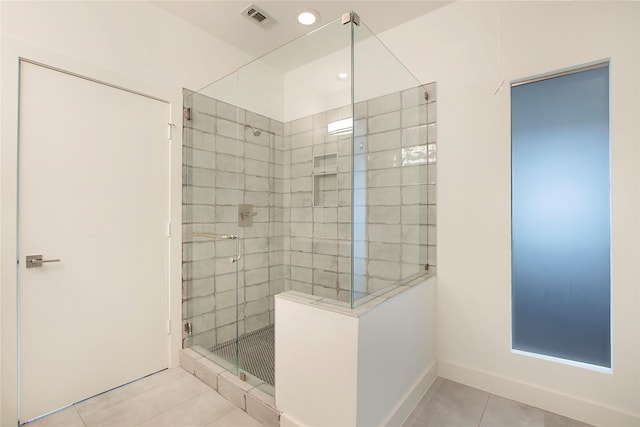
16 58 172 422
1 51 183 425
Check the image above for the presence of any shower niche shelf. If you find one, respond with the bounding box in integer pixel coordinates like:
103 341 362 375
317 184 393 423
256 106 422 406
313 153 337 207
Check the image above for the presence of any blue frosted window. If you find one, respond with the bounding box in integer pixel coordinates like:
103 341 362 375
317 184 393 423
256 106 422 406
511 65 610 368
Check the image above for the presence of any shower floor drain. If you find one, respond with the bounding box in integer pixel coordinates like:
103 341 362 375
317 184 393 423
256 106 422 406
211 325 275 386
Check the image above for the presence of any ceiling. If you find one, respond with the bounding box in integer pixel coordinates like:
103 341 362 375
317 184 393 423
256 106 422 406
152 1 450 61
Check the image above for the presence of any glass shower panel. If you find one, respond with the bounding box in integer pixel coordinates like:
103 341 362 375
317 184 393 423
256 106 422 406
351 15 430 305
182 70 241 377
275 17 352 303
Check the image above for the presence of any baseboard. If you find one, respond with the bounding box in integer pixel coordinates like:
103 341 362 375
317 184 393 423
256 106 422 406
438 359 640 427
281 360 438 427
279 412 303 427
383 359 438 427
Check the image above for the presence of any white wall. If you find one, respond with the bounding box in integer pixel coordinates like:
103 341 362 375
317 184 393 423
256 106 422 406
380 2 640 425
199 57 286 122
356 279 436 427
283 36 421 122
284 48 351 122
275 295 359 427
0 2 251 425
276 277 436 427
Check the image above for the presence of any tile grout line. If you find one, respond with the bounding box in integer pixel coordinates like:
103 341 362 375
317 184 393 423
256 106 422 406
82 371 203 427
130 384 212 427
477 393 491 427
131 389 236 427
74 405 88 427
205 404 237 427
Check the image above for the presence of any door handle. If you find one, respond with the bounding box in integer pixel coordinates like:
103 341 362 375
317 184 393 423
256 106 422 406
26 255 61 268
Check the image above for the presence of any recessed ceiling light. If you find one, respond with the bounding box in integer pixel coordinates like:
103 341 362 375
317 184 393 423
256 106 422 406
336 72 349 81
297 10 318 25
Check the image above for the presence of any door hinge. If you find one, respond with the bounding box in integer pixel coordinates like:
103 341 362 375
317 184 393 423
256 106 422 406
167 123 175 140
167 320 171 335
183 107 192 121
184 322 192 335
167 222 171 237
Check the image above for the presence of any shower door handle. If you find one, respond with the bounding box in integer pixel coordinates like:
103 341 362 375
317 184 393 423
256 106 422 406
192 232 238 240
191 233 241 264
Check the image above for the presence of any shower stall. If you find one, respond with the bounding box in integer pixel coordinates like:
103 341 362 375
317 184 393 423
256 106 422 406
182 11 436 398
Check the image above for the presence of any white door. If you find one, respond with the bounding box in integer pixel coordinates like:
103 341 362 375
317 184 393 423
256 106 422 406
18 60 170 422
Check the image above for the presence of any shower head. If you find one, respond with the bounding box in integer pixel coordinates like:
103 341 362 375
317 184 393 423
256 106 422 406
244 124 261 137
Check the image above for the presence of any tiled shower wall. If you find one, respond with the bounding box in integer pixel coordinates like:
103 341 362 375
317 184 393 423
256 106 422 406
182 90 285 349
283 83 437 302
282 105 352 302
182 82 437 345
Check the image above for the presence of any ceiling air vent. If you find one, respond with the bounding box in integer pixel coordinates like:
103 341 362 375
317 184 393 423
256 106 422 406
241 4 271 26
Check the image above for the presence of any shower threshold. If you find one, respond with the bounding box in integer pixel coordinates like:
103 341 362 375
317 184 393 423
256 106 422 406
210 325 275 386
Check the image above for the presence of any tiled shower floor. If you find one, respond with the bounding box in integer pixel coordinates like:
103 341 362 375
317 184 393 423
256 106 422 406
211 325 275 386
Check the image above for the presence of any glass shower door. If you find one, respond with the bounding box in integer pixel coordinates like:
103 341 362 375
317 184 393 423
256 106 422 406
183 69 277 388
182 72 242 378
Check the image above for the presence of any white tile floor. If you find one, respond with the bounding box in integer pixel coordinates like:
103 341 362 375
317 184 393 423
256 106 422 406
27 368 264 427
28 370 594 427
403 378 593 427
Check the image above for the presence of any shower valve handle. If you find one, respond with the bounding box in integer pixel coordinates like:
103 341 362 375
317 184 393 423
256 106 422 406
240 210 258 219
